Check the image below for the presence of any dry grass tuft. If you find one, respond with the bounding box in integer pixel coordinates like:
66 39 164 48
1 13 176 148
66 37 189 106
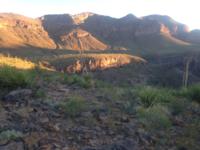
0 54 35 69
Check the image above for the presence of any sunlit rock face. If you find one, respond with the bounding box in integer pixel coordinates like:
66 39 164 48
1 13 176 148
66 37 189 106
0 12 197 50
142 15 189 35
58 28 108 50
65 55 146 73
135 20 171 36
72 12 95 25
0 13 56 49
135 15 189 36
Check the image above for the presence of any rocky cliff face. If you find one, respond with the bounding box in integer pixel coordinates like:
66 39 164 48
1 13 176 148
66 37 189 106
58 28 108 50
49 54 146 73
142 15 189 35
40 14 74 38
135 20 170 36
71 12 95 25
0 13 56 48
0 12 199 50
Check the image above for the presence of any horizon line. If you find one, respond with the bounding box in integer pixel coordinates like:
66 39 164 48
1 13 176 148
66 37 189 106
1 11 199 31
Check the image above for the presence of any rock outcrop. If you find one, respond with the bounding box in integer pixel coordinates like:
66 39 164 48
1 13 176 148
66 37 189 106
57 28 108 50
0 13 56 49
61 54 145 73
0 12 200 51
71 12 95 25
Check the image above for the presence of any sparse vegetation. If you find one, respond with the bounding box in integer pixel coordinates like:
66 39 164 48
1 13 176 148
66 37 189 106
185 84 200 103
0 130 23 141
137 105 172 130
34 89 46 98
168 98 188 115
137 86 174 108
0 11 200 150
64 74 94 88
0 54 35 70
59 96 87 117
0 65 33 90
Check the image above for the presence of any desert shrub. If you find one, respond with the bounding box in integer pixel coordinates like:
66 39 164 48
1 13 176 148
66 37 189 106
0 65 33 90
34 89 46 98
108 87 127 100
137 86 174 108
168 98 188 115
95 80 112 88
137 105 172 130
185 84 200 103
117 88 138 114
28 66 46 80
0 130 23 141
59 96 87 117
122 99 136 114
64 74 94 88
149 67 183 88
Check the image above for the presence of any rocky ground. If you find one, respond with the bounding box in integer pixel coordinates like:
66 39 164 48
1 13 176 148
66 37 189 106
0 70 199 150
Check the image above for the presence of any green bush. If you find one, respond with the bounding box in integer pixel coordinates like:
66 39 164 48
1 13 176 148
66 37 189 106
122 99 136 114
64 74 94 88
137 86 174 108
59 96 87 117
186 84 200 103
168 98 188 115
0 66 33 90
34 89 46 98
0 130 23 141
137 105 172 130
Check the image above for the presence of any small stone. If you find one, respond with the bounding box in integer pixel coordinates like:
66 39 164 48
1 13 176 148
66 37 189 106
14 107 32 118
39 117 49 123
58 88 69 93
0 141 24 150
3 89 32 103
120 116 130 123
81 111 93 118
67 136 74 140
54 123 60 131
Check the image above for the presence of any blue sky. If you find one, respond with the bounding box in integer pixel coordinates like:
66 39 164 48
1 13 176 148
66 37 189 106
0 0 199 30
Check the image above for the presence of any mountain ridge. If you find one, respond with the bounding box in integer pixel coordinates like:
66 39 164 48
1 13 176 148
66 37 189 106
0 12 200 51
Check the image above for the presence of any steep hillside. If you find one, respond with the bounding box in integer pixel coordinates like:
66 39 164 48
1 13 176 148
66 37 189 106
81 13 194 50
141 15 189 36
0 13 56 49
40 14 74 43
185 30 200 44
1 12 200 52
57 28 108 50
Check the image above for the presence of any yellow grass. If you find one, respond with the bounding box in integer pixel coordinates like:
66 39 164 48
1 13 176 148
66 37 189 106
0 54 35 69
